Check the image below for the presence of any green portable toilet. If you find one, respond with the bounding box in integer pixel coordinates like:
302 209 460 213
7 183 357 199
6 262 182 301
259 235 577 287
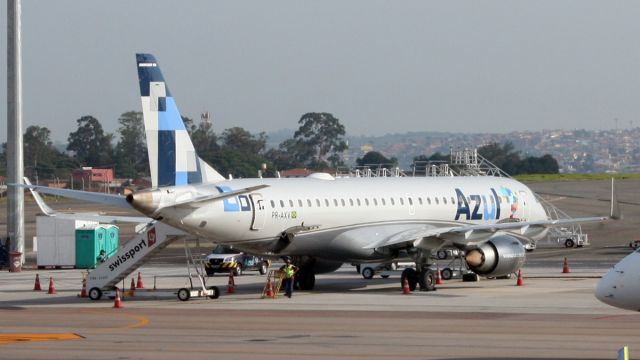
75 225 106 269
104 225 119 256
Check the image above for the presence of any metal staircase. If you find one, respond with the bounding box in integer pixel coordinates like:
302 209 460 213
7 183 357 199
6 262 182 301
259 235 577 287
86 221 188 299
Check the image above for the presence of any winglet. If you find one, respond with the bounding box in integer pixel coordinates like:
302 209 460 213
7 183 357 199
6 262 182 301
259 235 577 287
610 178 622 220
23 177 56 216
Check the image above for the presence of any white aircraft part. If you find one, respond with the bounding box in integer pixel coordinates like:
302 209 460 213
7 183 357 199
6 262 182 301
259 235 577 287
86 221 187 292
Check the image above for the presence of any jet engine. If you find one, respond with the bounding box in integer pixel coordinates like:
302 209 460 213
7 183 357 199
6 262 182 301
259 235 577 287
464 235 526 277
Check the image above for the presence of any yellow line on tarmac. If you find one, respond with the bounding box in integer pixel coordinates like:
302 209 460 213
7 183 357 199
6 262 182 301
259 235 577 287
0 333 82 346
80 309 150 333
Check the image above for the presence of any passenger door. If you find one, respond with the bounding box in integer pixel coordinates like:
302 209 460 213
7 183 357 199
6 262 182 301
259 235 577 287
249 193 266 230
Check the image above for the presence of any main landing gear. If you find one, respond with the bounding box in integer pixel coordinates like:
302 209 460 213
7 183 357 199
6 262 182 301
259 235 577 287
400 250 436 292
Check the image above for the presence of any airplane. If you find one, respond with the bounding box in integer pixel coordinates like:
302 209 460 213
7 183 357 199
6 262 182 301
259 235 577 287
595 249 640 311
20 53 620 292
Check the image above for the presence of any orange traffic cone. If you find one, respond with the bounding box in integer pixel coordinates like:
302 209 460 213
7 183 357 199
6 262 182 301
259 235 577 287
136 272 144 289
227 271 236 294
129 278 136 296
516 270 524 286
47 277 56 295
562 257 570 273
113 288 123 308
402 277 410 295
265 277 274 298
33 274 42 291
436 266 443 285
79 278 88 298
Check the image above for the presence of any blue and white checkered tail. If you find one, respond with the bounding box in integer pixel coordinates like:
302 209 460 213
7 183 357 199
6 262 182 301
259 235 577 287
136 53 224 188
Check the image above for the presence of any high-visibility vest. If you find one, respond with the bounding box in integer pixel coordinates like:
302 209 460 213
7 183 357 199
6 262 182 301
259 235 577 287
282 265 295 279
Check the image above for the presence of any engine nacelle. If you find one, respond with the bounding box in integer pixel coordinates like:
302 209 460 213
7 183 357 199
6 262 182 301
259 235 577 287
465 235 526 277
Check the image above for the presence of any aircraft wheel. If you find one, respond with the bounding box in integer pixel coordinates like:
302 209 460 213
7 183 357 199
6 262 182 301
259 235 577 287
436 250 448 260
177 288 191 301
208 286 220 299
361 267 375 279
564 239 575 248
418 269 436 291
234 265 243 276
297 271 315 290
259 262 268 275
400 268 417 291
441 268 453 280
89 287 102 300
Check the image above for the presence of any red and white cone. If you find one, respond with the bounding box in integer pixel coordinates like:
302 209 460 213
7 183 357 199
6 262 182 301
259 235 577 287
227 271 236 294
436 266 443 285
562 257 570 273
265 278 274 298
79 278 88 298
136 272 144 289
33 274 42 291
516 270 524 286
113 288 123 308
402 277 411 295
47 277 57 295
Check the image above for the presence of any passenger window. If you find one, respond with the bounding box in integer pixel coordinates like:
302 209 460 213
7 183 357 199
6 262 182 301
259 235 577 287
408 198 413 205
333 199 338 207
307 199 312 207
381 198 386 206
316 199 321 207
400 198 404 205
451 197 455 204
435 197 439 205
298 199 303 207
427 197 431 205
373 198 378 206
270 200 275 208
280 200 285 208
341 199 346 207
390 198 395 205
418 198 423 205
443 197 447 205
349 198 354 206
289 200 294 207
365 198 370 206
325 199 330 207
357 199 361 206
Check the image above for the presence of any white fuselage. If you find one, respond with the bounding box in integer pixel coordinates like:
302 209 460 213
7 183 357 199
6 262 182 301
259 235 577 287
596 250 640 311
152 175 548 261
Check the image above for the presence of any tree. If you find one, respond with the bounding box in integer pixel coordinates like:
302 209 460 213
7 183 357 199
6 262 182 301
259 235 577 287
478 142 559 175
220 127 266 155
292 112 348 168
356 151 397 168
67 115 113 167
114 111 147 178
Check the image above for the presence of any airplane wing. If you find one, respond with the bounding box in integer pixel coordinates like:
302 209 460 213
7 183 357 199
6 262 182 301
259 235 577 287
15 182 130 208
21 179 152 224
157 184 270 210
363 215 609 250
367 178 620 250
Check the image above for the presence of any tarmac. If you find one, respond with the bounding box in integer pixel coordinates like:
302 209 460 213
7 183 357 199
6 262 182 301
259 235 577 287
0 179 639 359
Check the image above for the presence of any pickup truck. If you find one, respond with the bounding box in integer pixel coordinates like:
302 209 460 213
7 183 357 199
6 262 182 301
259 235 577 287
204 245 269 276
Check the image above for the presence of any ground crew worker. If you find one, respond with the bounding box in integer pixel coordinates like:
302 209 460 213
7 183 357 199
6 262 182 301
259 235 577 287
97 250 106 263
279 257 298 298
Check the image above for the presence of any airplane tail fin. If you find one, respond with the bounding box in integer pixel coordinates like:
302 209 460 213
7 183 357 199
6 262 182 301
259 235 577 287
136 53 224 188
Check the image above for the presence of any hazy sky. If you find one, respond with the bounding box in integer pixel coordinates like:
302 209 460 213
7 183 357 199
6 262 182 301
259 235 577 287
1 1 640 143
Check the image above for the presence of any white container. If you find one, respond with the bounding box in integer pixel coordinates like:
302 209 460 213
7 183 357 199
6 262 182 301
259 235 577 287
36 216 98 267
